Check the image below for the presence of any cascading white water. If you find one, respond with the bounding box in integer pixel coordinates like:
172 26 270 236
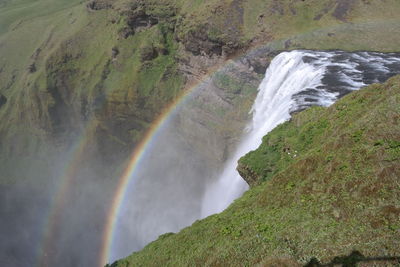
201 50 400 217
111 50 400 261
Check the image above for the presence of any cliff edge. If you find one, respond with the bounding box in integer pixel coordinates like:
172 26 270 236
111 75 400 266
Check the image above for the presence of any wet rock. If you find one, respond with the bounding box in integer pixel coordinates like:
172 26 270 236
243 48 278 75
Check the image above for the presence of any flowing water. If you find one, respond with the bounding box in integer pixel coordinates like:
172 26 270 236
2 46 400 266
201 50 400 217
110 50 400 262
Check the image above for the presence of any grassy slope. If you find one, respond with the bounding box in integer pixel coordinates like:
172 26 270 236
0 1 182 135
111 75 400 266
1 0 400 185
0 0 89 184
173 0 400 52
0 0 186 184
109 1 400 265
0 0 83 94
0 0 399 264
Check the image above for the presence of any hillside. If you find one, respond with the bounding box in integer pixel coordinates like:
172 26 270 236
1 0 400 266
111 75 400 266
2 0 400 183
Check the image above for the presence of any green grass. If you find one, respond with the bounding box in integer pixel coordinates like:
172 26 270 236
0 0 400 262
110 75 400 266
2 0 400 185
0 0 86 93
0 0 82 36
163 0 400 52
241 0 400 49
0 0 186 183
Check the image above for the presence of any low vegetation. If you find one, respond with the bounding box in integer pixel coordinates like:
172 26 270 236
111 75 400 266
1 0 400 265
2 0 400 183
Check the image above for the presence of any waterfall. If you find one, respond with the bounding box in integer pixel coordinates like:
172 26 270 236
111 50 400 261
201 50 400 218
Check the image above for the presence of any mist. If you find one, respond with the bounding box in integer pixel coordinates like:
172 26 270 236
2 49 400 266
0 55 261 266
110 70 258 261
0 131 120 266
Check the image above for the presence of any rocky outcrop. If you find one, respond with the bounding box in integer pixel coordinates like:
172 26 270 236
176 0 245 58
139 44 167 61
181 27 225 57
236 162 260 187
117 2 173 39
126 9 159 31
87 0 113 11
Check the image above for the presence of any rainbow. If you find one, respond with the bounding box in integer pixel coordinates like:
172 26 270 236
35 60 218 266
35 41 237 265
36 131 90 266
36 118 103 266
97 41 281 266
36 36 294 266
32 15 400 265
37 35 296 266
98 74 213 266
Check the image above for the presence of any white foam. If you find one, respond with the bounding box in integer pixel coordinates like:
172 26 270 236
201 50 400 217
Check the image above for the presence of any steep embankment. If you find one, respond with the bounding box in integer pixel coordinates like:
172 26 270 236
2 0 400 183
111 75 400 266
1 0 400 265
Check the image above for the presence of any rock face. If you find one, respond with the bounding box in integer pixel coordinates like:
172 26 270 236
236 163 261 187
182 27 225 57
177 0 244 58
87 0 113 11
127 9 159 30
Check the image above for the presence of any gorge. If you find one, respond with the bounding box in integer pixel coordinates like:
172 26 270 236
1 0 400 266
110 50 400 263
112 52 400 266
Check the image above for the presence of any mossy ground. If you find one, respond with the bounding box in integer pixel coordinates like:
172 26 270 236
111 76 400 266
